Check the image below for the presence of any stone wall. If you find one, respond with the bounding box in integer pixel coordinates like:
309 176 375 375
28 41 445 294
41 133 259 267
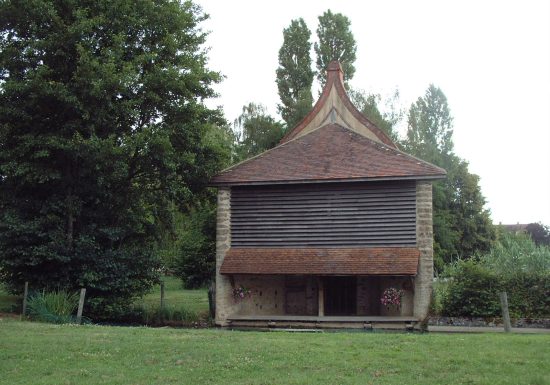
413 181 434 320
357 277 414 316
230 275 285 316
215 187 232 326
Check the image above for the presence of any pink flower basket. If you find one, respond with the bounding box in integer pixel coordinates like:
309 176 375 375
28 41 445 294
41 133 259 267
232 285 251 302
381 287 404 308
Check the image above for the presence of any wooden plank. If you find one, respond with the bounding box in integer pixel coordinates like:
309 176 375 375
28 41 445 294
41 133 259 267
500 291 512 332
228 315 419 322
21 281 29 319
231 181 417 247
76 288 86 324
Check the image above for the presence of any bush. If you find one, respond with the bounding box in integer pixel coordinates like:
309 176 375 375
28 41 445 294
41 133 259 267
174 203 216 289
442 260 502 317
91 302 200 326
503 272 550 318
441 262 550 318
27 290 79 324
141 304 200 325
439 232 550 318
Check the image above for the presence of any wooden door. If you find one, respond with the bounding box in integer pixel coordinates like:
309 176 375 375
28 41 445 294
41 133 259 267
324 277 357 316
285 276 307 315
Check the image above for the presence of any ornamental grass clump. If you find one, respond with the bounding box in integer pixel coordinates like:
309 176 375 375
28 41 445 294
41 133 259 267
381 287 404 308
27 290 79 324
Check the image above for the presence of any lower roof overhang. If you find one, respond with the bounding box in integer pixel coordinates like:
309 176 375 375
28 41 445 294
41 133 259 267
220 247 420 276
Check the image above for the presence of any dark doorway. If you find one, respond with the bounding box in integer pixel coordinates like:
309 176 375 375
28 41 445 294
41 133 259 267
324 276 357 316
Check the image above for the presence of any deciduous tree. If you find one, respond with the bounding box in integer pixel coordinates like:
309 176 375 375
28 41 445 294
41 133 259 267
404 85 495 269
233 103 285 160
350 89 403 143
0 0 231 314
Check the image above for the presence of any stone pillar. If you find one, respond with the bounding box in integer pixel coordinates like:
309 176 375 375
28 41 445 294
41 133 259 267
215 187 232 326
413 181 434 321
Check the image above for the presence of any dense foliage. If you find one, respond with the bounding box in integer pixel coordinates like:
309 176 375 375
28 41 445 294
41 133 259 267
440 231 550 318
0 0 231 314
174 200 217 289
525 222 550 246
350 89 403 143
314 9 357 85
276 18 314 129
404 85 495 269
233 103 285 160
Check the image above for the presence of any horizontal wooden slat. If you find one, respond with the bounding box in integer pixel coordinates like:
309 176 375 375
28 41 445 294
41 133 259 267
231 182 416 247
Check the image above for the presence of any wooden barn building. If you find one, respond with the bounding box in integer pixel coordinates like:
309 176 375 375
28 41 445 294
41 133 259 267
210 62 446 329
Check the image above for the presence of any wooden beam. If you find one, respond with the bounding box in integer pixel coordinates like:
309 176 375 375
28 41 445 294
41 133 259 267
318 277 324 317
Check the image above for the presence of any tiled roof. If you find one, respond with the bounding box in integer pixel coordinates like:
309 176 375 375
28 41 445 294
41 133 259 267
280 61 397 148
211 123 446 185
220 247 420 275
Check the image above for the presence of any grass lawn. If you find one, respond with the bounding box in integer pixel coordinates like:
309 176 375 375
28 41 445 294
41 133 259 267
0 276 209 317
0 320 548 385
137 275 209 315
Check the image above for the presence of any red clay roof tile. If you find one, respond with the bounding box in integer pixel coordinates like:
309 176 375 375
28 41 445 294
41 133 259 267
211 123 446 185
220 247 420 275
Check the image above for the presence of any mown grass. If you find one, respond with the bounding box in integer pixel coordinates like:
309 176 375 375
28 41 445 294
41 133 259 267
138 275 209 315
0 320 548 385
0 276 209 319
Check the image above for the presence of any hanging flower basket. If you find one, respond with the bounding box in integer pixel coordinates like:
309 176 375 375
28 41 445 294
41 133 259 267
381 287 404 308
232 285 251 302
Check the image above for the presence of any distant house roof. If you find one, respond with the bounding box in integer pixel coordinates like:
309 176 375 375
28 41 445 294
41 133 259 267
501 223 529 233
211 60 446 186
220 247 420 275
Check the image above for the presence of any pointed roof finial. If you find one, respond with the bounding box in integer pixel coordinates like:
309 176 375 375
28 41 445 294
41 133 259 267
327 60 345 85
279 59 397 149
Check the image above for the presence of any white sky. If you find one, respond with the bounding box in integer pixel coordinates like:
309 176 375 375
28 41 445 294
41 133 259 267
197 0 550 225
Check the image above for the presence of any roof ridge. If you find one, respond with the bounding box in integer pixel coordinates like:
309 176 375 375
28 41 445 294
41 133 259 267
280 60 397 149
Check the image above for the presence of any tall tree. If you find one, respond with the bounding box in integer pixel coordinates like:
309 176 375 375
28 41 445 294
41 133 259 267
0 0 231 314
525 223 550 246
233 103 285 160
276 18 314 129
350 89 403 143
406 85 454 165
404 85 495 270
314 10 357 85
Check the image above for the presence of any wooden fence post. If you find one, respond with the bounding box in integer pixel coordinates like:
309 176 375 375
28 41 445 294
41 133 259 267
208 282 215 319
160 281 165 309
21 281 29 320
499 291 512 332
76 288 86 324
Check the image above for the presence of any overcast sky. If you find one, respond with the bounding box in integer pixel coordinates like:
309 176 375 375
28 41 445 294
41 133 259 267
197 0 550 225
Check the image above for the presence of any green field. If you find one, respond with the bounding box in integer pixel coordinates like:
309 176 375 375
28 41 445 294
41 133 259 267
1 320 548 385
0 276 209 318
138 276 209 315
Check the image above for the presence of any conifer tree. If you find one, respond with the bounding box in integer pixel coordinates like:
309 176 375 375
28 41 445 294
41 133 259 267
276 18 314 129
314 10 357 85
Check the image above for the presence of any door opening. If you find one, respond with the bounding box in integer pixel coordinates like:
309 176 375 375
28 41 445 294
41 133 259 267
323 276 357 316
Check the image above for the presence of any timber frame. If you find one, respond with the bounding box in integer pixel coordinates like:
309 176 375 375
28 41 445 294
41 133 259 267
210 62 445 330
